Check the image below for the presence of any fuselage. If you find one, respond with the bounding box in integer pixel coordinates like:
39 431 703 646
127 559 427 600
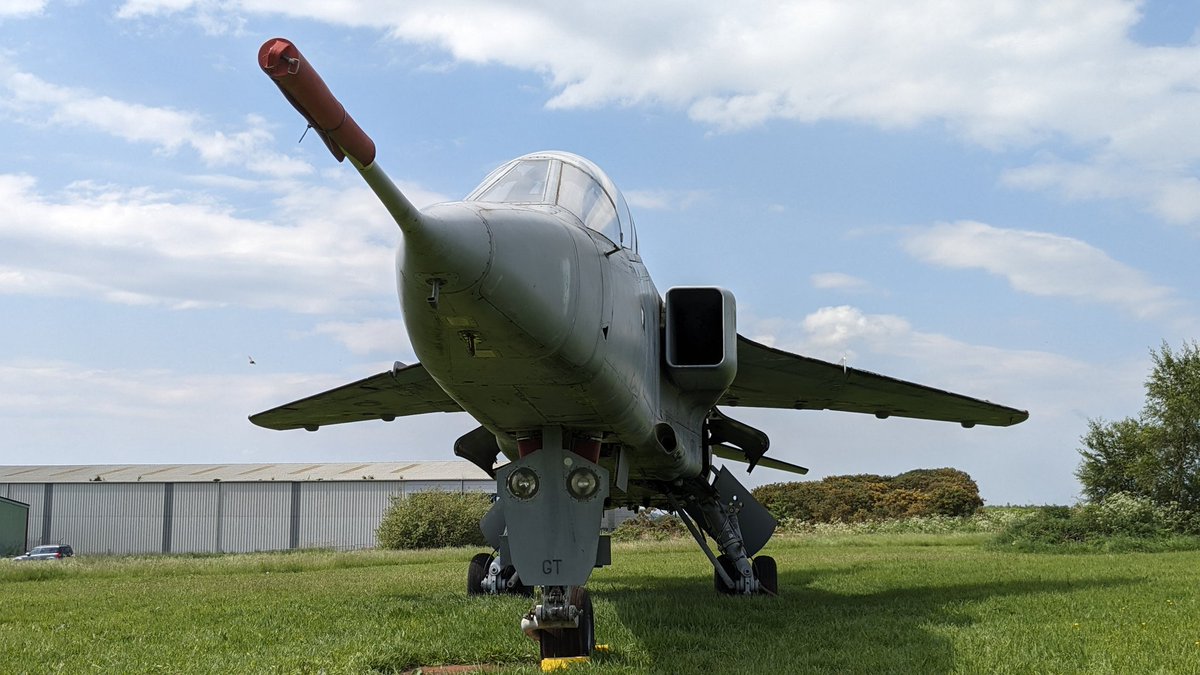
394 152 704 483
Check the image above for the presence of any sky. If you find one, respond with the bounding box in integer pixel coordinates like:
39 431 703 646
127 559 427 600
1 1 1198 505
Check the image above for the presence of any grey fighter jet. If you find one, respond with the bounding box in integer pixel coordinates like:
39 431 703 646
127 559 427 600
252 38 1028 659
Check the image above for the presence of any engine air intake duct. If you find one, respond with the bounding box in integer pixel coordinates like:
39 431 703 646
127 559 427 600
664 287 737 393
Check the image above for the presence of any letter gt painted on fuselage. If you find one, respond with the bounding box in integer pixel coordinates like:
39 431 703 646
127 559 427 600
250 38 1028 661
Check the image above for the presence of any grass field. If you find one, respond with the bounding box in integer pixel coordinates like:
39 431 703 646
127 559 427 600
3 533 1199 673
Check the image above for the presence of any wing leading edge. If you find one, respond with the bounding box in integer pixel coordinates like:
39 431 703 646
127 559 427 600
249 362 462 431
251 339 1026 432
723 335 1028 427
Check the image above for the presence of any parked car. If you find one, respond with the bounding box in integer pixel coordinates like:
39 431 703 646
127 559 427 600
12 544 74 561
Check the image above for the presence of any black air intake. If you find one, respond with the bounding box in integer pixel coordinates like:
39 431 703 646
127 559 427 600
664 287 737 393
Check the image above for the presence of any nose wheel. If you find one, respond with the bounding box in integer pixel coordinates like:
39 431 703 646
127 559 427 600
536 586 595 659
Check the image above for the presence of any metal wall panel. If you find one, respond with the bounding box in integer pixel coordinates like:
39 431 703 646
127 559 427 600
402 479 496 496
298 481 403 550
464 480 496 495
219 482 290 553
169 483 220 554
299 480 495 549
5 484 45 551
1 476 499 555
51 483 164 555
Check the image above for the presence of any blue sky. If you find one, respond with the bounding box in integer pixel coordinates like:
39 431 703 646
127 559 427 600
2 1 1198 505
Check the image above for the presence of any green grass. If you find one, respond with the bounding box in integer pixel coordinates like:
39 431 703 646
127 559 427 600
2 534 1199 673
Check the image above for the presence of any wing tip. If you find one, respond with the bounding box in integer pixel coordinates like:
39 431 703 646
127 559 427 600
961 408 1030 428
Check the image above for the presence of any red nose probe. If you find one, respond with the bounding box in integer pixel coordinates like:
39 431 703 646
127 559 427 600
258 38 376 167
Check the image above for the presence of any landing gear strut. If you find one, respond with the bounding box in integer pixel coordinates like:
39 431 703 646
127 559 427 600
672 466 779 596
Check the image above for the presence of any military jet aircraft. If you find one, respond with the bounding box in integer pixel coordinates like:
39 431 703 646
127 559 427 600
253 38 1028 659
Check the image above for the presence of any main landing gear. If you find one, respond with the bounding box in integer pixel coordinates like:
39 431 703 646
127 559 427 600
712 553 777 595
672 466 780 596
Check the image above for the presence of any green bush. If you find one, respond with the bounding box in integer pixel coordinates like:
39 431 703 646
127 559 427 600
778 507 1038 536
611 511 689 541
1090 491 1192 537
995 493 1200 551
753 468 983 523
994 506 1087 547
375 491 491 550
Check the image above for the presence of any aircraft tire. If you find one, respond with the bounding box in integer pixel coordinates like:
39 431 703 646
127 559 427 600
713 554 739 595
538 587 594 658
752 555 778 596
467 552 493 596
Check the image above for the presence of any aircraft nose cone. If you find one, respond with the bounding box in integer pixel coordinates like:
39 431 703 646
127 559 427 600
397 203 492 295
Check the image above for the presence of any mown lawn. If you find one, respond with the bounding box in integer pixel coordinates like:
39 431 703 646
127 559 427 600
2 534 1198 673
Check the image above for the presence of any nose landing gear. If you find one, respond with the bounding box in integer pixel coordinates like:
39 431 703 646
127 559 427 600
521 585 595 659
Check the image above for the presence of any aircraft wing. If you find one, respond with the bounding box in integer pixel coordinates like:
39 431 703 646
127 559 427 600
249 362 462 431
722 336 1028 427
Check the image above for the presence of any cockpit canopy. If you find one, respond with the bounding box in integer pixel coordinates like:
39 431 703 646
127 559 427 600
466 151 637 251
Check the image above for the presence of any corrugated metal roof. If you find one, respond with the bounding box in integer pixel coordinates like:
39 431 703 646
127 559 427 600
0 461 493 484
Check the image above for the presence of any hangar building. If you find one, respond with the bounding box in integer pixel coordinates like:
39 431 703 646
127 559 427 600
0 462 494 555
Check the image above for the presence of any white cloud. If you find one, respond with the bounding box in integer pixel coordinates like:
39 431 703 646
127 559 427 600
108 1 1200 225
0 36 452 317
624 188 707 211
802 306 902 354
0 0 44 18
1155 178 1200 225
312 319 412 357
117 0 197 19
0 173 410 313
1004 160 1200 226
117 0 246 34
1 67 311 177
0 358 478 465
904 221 1179 319
802 305 1052 376
811 272 871 293
0 360 230 419
749 304 1141 420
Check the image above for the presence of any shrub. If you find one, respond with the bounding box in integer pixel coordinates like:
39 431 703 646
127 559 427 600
1090 491 1188 537
994 506 1088 548
779 509 1025 536
611 511 689 541
753 467 983 523
376 491 491 550
995 493 1200 551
